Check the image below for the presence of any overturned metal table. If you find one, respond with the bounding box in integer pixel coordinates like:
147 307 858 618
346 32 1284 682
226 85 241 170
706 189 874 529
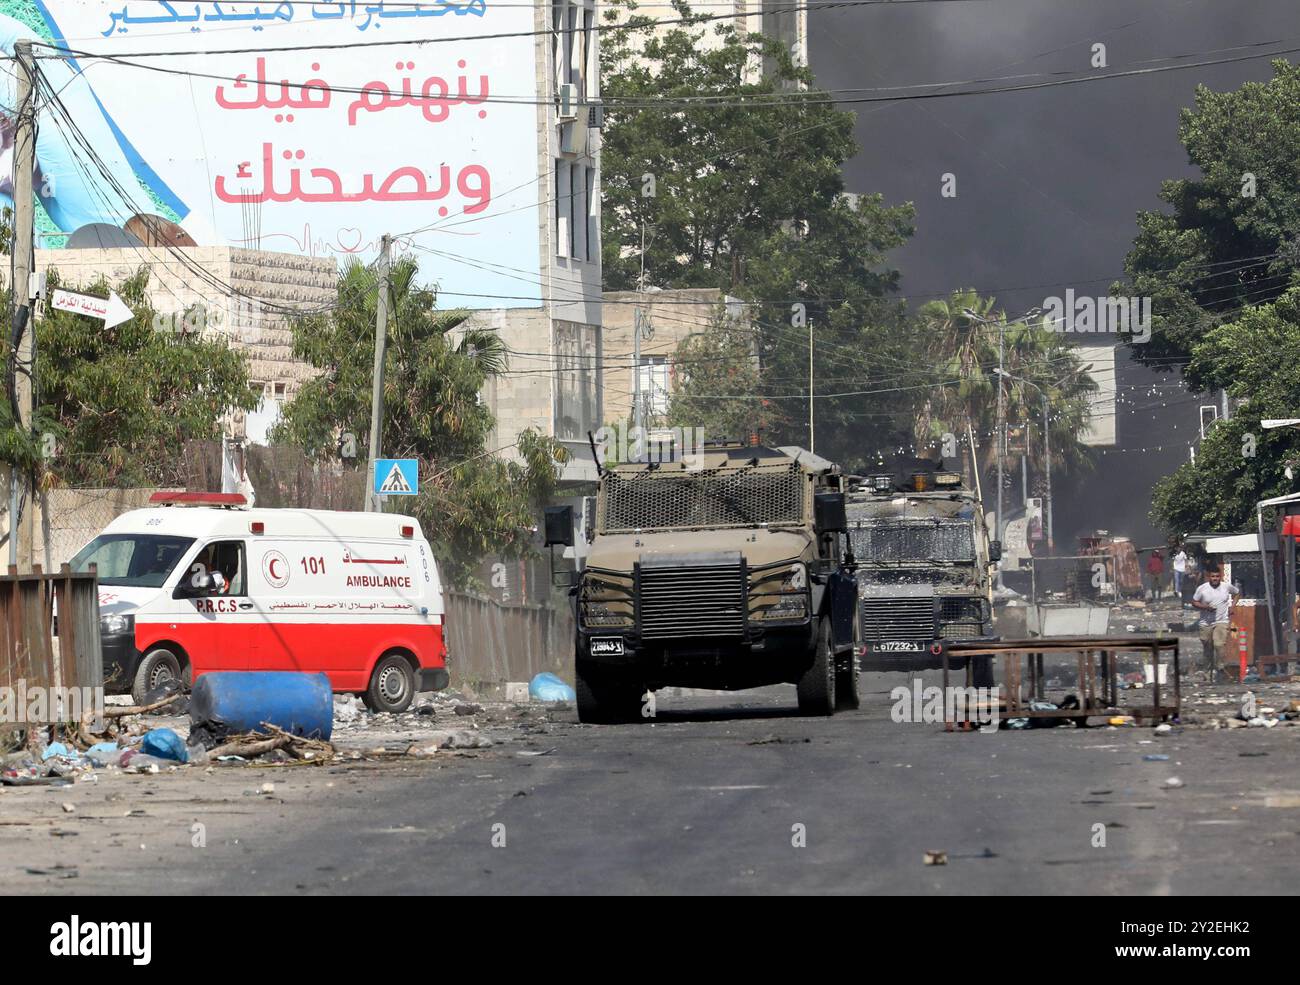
942 636 1181 727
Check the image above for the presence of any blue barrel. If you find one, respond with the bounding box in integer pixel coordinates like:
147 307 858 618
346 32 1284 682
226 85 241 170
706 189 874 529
190 672 333 741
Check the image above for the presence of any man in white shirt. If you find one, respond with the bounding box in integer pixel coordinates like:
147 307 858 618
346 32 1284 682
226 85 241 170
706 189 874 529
1191 566 1240 680
1172 548 1188 602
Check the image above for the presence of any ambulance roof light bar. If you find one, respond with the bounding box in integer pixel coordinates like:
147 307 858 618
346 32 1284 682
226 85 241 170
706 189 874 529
148 492 249 509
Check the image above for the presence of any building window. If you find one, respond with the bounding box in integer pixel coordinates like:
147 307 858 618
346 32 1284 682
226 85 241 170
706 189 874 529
555 158 570 258
637 356 670 419
554 321 599 440
585 166 597 262
571 163 585 260
551 0 567 94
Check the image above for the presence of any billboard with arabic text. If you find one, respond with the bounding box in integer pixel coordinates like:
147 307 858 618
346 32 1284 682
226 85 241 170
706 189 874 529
0 0 541 306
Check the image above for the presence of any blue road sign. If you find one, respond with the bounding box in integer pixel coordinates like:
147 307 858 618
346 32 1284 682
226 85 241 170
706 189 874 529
374 458 419 496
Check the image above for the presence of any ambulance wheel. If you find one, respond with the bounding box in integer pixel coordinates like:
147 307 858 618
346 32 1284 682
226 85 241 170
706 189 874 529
132 648 181 705
364 654 416 714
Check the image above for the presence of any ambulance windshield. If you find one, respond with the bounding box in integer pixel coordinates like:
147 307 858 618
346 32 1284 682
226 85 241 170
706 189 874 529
70 534 196 588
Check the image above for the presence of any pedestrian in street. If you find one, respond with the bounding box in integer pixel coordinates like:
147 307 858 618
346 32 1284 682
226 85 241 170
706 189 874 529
1172 545 1188 603
1191 565 1240 681
1146 549 1165 600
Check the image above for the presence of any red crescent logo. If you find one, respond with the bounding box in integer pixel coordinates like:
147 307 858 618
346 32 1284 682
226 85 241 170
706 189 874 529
263 550 290 588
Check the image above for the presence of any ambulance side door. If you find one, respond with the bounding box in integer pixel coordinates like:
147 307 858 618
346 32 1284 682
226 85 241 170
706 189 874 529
179 539 251 672
244 539 298 672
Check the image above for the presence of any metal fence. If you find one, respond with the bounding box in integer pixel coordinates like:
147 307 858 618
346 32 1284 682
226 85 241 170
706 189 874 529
444 589 573 686
0 565 102 733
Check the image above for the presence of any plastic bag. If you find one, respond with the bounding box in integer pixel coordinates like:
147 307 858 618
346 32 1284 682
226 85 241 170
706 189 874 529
528 672 576 703
140 727 188 763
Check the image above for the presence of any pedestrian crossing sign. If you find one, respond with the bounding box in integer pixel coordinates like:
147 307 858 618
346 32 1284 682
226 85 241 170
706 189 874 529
375 458 418 496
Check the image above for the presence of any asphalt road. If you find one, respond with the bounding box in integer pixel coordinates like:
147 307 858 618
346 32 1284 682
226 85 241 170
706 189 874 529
11 672 1298 895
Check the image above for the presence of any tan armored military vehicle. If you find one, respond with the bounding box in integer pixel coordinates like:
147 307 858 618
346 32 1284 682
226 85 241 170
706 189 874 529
545 444 859 723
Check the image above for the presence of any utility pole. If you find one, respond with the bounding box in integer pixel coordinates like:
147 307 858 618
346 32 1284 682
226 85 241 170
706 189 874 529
365 234 391 512
633 307 644 440
9 41 36 570
994 318 1004 587
808 318 814 454
1042 392 1053 550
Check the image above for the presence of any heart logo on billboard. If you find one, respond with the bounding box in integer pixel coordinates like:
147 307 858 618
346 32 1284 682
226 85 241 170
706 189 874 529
336 228 363 252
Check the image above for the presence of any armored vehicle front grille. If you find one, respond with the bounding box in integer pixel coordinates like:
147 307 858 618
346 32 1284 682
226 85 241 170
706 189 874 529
602 463 804 532
860 597 935 642
639 564 746 640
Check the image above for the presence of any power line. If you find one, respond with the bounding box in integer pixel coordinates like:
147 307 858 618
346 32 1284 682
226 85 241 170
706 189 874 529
33 1 951 59
32 33 1300 110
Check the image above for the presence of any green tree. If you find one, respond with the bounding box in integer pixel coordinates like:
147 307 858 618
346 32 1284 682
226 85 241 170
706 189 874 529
601 1 918 463
915 291 1098 483
31 267 256 488
1120 59 1300 367
271 258 568 586
666 313 767 442
1150 286 1300 533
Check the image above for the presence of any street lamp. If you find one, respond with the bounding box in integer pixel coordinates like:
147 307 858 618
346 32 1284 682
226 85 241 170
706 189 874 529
961 306 1042 586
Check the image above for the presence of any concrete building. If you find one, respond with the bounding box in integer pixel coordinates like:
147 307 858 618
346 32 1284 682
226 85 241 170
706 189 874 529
610 1 808 81
35 245 336 444
466 0 604 482
601 288 738 429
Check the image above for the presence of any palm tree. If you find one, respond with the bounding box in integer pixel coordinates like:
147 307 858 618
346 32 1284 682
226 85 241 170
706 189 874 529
914 289 1004 479
917 291 1098 485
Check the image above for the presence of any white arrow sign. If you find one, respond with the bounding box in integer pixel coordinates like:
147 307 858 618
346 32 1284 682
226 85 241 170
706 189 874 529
49 288 133 329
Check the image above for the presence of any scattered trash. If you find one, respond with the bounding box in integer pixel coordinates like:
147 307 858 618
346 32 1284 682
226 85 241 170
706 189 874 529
41 742 70 761
1028 701 1063 728
516 747 556 757
140 728 188 763
1108 716 1136 727
1142 754 1170 761
923 849 948 866
85 742 119 767
405 729 492 752
140 679 188 715
260 782 275 795
528 672 576 703
333 694 365 724
1162 776 1185 789
60 802 75 813
1154 723 1172 735
206 724 335 764
454 703 483 716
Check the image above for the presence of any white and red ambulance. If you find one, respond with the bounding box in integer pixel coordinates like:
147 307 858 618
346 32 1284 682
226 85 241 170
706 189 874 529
69 492 448 712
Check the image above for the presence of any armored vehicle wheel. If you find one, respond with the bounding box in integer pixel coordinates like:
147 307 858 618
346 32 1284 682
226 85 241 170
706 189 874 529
575 660 643 724
797 616 836 716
